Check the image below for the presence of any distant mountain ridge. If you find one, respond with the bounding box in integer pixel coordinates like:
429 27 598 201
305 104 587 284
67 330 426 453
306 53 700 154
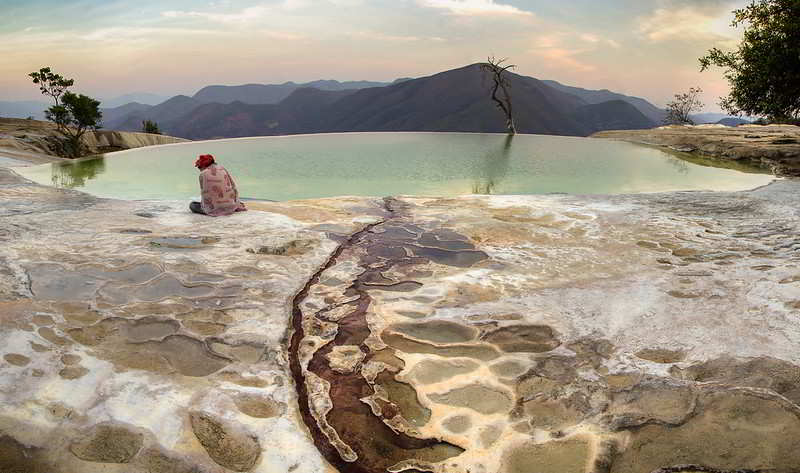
131 64 657 139
101 92 170 108
7 66 682 138
691 112 755 124
542 80 667 124
716 117 751 126
192 79 391 105
0 101 49 120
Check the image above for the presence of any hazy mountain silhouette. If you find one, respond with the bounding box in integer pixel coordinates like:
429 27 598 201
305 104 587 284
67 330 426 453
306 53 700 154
102 80 385 130
0 101 49 120
104 95 204 131
101 102 153 125
101 92 170 108
104 64 657 138
691 112 755 124
542 79 667 124
192 80 389 105
716 117 751 126
569 100 660 132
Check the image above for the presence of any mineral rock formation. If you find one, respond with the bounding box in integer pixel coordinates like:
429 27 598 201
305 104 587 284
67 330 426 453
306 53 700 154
0 117 187 163
593 124 800 175
1 162 800 473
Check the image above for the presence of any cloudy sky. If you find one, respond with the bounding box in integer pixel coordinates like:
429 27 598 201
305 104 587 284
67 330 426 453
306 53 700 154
1 0 747 110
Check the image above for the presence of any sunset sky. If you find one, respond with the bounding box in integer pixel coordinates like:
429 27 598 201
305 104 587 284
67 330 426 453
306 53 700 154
1 0 748 111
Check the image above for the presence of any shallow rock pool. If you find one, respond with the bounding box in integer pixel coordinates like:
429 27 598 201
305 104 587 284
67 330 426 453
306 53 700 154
17 132 774 200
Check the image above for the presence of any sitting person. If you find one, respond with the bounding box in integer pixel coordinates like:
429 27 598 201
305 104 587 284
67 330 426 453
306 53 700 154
190 154 247 216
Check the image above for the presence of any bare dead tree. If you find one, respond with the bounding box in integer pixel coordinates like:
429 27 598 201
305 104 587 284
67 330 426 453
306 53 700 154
481 56 517 135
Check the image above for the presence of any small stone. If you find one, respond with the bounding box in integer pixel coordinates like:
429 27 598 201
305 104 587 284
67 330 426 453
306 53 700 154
190 411 261 471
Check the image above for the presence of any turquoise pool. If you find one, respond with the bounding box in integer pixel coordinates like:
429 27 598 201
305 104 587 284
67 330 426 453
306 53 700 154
17 132 774 201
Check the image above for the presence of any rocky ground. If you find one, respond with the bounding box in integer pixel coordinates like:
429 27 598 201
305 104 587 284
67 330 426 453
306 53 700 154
0 117 187 165
1 157 799 473
593 124 800 176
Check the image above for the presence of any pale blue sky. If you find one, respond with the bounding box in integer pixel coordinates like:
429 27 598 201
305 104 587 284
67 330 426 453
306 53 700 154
1 0 748 110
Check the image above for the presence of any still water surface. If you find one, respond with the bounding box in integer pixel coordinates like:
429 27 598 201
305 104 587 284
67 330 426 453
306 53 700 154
18 133 774 201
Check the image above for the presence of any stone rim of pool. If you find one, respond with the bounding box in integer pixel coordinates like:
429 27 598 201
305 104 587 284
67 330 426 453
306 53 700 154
16 132 777 201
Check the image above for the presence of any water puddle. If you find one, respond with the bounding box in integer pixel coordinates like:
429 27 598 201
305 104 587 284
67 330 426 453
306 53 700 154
137 335 231 377
100 274 215 304
375 370 431 427
382 331 501 361
408 359 480 385
428 383 512 415
418 232 475 250
123 317 180 342
404 245 488 268
390 320 478 344
482 325 561 353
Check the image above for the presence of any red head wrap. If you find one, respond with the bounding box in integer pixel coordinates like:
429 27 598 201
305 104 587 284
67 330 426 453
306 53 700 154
195 154 215 169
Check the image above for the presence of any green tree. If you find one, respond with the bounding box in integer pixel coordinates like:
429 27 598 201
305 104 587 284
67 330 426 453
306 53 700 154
699 0 800 122
664 87 704 125
29 67 73 106
29 67 102 157
141 119 161 135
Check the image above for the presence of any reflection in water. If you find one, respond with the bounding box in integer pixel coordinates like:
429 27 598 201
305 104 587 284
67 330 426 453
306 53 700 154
471 135 513 194
51 158 106 188
664 155 689 175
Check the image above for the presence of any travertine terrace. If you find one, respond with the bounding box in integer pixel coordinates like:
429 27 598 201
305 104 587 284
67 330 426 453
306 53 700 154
594 124 800 176
1 160 800 472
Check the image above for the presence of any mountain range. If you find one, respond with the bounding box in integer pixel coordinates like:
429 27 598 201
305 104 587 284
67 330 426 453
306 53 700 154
99 64 663 139
0 93 171 120
192 79 396 104
0 65 750 138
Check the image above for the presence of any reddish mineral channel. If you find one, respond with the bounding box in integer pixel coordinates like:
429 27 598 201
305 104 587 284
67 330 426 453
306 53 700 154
288 198 487 473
